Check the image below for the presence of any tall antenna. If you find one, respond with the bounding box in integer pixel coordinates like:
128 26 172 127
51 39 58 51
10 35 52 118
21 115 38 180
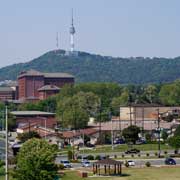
71 8 74 26
69 8 75 52
56 32 59 50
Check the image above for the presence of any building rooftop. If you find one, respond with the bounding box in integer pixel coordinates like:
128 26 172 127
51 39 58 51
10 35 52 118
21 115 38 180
18 69 74 78
62 128 99 138
11 111 55 116
0 87 14 92
38 85 60 91
93 158 122 165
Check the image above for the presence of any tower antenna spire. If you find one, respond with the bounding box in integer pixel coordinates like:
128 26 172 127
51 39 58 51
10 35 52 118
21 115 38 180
71 8 74 26
69 8 75 52
56 32 59 50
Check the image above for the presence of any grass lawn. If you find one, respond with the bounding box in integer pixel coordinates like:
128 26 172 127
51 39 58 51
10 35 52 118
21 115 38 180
61 167 180 180
57 143 173 155
80 143 172 154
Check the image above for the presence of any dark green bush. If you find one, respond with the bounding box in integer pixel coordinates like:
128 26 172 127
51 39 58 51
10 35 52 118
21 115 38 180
58 164 65 170
95 155 101 160
145 161 151 167
87 155 94 160
68 150 73 160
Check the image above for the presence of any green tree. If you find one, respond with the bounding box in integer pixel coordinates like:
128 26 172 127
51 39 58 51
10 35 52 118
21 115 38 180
174 125 180 136
144 84 158 103
168 136 180 153
122 125 140 144
57 92 100 129
12 138 58 180
17 131 41 143
159 80 180 105
161 131 168 141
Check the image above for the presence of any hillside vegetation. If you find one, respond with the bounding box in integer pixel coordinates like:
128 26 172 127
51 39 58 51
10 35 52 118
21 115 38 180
1 49 180 84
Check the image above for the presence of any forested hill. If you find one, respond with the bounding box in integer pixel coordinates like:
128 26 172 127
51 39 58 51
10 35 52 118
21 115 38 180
1 49 180 84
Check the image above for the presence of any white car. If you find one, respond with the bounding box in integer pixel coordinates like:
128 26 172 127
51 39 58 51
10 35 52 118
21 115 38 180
127 160 135 166
82 161 91 167
60 160 72 168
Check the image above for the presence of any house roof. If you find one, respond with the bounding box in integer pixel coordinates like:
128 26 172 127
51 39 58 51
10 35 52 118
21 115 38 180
38 85 60 91
92 120 179 131
17 122 38 130
62 128 99 139
11 111 55 116
18 69 74 79
93 158 122 165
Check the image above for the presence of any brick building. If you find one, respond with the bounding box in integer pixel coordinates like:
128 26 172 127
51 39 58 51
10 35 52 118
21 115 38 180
38 85 60 100
0 87 15 101
18 69 74 100
11 111 58 129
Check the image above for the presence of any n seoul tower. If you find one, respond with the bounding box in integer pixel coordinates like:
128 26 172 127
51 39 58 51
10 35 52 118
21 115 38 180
69 9 76 52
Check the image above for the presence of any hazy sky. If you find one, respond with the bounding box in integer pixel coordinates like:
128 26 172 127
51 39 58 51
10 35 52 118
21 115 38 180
0 0 180 67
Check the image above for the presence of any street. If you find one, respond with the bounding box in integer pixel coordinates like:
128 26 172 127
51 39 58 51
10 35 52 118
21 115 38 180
55 154 180 169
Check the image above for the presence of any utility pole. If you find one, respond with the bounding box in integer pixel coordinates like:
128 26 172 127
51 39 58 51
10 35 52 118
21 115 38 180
119 106 121 137
109 109 114 150
98 102 102 145
142 106 145 137
157 108 161 158
5 104 8 180
130 104 132 126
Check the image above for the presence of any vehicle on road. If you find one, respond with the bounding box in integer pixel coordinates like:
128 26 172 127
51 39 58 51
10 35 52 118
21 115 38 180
114 138 125 144
82 161 91 167
86 142 95 148
127 160 135 166
125 148 140 154
164 158 176 165
60 160 72 168
136 139 146 145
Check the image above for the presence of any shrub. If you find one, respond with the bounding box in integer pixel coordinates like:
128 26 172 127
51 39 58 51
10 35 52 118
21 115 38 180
114 154 117 159
77 155 82 159
138 154 141 157
164 151 167 155
124 161 129 167
87 155 94 160
0 167 5 176
131 154 134 158
121 154 125 158
0 160 5 167
8 157 17 165
154 152 158 156
68 150 73 160
58 164 65 170
70 159 79 163
146 153 150 157
95 155 101 160
145 161 151 167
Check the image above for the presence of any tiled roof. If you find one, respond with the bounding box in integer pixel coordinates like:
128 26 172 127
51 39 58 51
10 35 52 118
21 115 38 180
62 128 99 138
94 158 122 165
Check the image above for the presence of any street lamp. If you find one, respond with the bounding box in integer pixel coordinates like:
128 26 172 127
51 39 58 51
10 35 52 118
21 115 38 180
156 108 161 158
5 102 8 180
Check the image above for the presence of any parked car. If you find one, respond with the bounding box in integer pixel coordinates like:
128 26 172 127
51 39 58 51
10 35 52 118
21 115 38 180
86 142 95 148
60 160 72 168
164 158 176 165
127 160 135 166
82 161 91 167
114 138 125 144
136 139 146 145
125 148 140 154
